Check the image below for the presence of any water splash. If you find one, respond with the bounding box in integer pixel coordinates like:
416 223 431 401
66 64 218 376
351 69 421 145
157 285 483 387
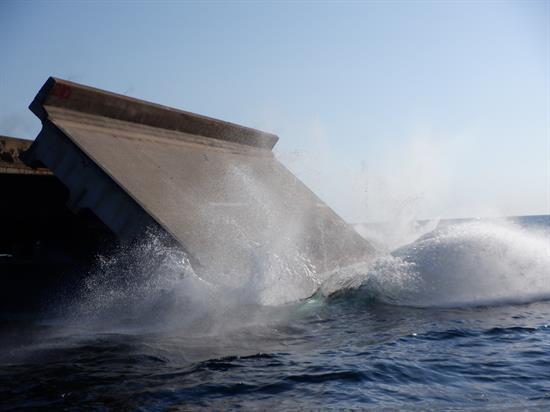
323 220 550 308
65 227 320 335
354 217 439 252
66 217 550 338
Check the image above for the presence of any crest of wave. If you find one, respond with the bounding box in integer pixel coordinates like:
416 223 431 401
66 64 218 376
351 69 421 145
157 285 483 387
321 220 550 308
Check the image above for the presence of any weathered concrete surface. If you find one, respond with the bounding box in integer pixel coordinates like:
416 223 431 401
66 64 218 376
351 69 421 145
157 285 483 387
25 78 377 278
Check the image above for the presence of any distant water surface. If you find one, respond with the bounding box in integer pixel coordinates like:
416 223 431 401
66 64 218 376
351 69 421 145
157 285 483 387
1 215 549 410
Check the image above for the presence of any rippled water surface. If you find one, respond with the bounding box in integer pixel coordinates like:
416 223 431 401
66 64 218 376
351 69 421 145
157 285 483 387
1 216 549 410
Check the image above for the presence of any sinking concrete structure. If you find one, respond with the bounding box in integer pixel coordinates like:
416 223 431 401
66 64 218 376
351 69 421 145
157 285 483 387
23 78 376 280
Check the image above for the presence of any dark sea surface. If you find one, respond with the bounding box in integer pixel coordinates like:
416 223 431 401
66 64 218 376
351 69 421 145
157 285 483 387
1 215 549 410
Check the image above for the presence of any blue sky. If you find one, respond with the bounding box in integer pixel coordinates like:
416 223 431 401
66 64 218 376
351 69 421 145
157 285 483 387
1 1 548 221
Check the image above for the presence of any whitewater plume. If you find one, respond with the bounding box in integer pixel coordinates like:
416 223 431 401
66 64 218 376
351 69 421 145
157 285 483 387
62 217 550 339
323 220 550 308
64 227 321 335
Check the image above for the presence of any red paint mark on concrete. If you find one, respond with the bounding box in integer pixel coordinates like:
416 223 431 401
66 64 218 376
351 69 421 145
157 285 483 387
51 83 72 99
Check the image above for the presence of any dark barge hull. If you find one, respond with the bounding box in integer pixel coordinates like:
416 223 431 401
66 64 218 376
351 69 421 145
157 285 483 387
0 136 113 313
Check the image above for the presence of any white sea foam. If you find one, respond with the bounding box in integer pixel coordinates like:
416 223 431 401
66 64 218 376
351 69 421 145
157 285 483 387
70 217 550 336
323 220 550 307
69 229 319 335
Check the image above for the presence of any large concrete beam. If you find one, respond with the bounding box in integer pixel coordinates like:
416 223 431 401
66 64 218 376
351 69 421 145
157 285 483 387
24 78 376 280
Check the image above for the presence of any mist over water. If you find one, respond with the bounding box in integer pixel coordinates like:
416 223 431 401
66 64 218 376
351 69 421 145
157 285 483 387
2 215 550 409
57 214 550 339
2 203 550 410
328 219 550 308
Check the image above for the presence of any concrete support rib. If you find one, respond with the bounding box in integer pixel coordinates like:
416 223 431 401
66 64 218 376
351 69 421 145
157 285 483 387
24 77 376 278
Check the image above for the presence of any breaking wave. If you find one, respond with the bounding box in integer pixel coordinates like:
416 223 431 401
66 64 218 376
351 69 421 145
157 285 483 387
324 220 550 307
66 218 550 335
65 230 319 334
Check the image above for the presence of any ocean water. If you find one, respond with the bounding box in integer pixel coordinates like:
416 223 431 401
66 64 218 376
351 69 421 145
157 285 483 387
1 215 549 410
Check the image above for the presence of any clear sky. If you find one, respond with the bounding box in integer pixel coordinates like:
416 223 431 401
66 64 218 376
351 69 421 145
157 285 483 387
1 1 548 222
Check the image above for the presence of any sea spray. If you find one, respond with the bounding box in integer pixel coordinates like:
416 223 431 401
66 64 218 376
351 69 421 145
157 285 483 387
322 220 550 308
66 229 320 335
393 220 550 307
63 217 550 339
